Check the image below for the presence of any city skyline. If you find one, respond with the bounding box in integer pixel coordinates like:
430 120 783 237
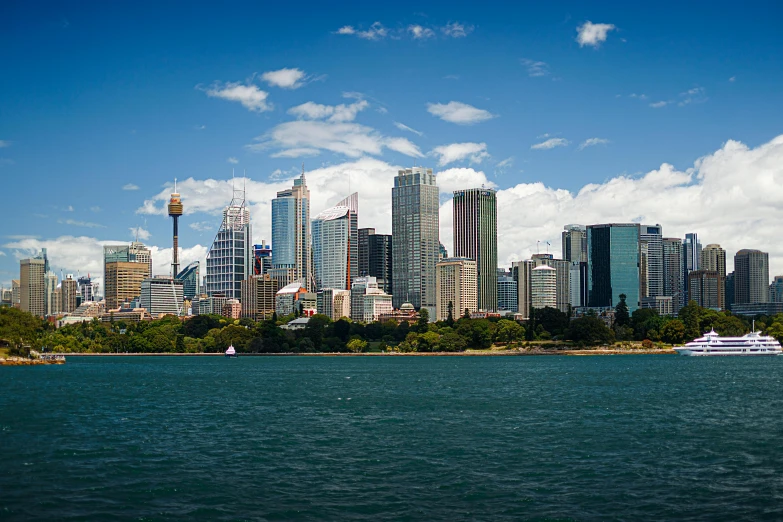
3 3 783 288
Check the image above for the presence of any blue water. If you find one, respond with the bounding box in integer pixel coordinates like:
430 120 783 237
2 355 782 520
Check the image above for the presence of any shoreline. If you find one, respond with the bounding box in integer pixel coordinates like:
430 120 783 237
63 349 677 357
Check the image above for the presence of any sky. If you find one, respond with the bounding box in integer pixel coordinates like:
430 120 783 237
2 1 783 292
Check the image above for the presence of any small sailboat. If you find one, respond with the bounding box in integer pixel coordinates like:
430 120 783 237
225 344 237 358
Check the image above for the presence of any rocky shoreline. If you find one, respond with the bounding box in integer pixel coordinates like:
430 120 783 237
0 356 66 366
66 348 676 357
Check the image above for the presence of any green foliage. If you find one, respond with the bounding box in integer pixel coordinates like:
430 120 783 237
661 319 686 344
532 307 570 337
417 308 430 332
493 319 525 344
566 316 615 345
346 338 368 353
615 294 630 327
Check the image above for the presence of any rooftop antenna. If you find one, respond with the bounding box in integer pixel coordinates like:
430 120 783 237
174 177 177 193
537 240 540 254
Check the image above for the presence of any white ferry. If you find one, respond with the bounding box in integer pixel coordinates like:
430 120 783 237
225 345 237 358
674 329 782 356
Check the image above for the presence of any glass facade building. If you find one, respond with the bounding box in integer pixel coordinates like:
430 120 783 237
392 167 439 311
453 188 498 311
176 261 200 301
587 223 641 312
271 172 311 289
205 193 252 300
312 205 351 291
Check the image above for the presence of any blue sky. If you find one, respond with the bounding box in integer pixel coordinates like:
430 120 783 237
2 1 783 288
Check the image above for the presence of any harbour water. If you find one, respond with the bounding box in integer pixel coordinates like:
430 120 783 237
2 355 782 520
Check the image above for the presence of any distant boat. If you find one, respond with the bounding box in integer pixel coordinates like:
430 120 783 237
225 345 237 358
674 329 782 356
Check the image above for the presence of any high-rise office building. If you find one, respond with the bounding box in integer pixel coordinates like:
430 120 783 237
511 259 534 320
176 261 200 301
531 265 557 310
129 242 153 277
640 225 663 298
569 261 588 308
205 184 252 299
11 279 20 308
391 167 439 312
725 272 735 309
61 274 78 314
105 261 150 310
663 238 684 313
562 224 587 263
497 270 518 312
20 256 46 317
435 258 478 322
241 274 279 321
701 244 727 310
271 170 311 290
44 271 59 316
78 275 97 303
253 242 272 276
770 276 783 303
312 194 358 291
358 228 393 295
140 277 184 317
688 270 721 309
316 288 351 321
531 254 570 313
587 223 641 312
682 233 701 303
452 188 498 311
734 249 770 304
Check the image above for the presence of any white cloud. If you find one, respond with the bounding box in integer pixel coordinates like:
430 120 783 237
629 93 648 100
427 101 495 125
261 68 307 89
576 21 616 48
203 82 272 112
248 119 422 159
394 122 423 136
729 76 736 82
679 86 707 106
336 25 356 35
578 138 610 150
531 138 569 150
431 142 489 166
122 183 139 191
495 157 514 170
90 206 101 212
195 125 206 130
129 227 151 241
0 251 6 256
649 101 669 108
0 140 9 148
520 58 550 77
442 22 473 38
288 99 369 122
409 25 435 39
227 157 239 164
437 167 496 195
58 219 105 228
189 221 216 233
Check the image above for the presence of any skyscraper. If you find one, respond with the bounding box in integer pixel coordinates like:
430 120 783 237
531 265 557 310
452 188 498 311
640 225 663 298
663 238 684 313
435 258 477 321
168 180 184 277
253 242 272 276
176 261 200 301
20 256 46 317
104 261 150 309
312 195 358 291
701 244 727 310
241 274 279 321
511 259 534 320
770 276 783 303
61 274 78 314
140 278 184 317
205 183 252 299
497 269 518 312
587 223 641 312
734 249 770 304
271 169 310 289
688 270 721 309
358 229 393 295
682 233 701 303
350 276 393 323
392 167 439 311
562 224 587 263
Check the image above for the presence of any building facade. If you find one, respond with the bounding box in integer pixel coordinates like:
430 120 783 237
176 261 200 301
734 249 770 304
316 288 351 321
140 277 184 317
700 244 727 310
271 170 311 290
640 224 664 299
587 223 641 312
350 276 393 323
531 265 557 310
241 274 279 321
359 228 393 295
562 224 587 263
497 270 518 312
682 233 701 304
569 261 588 308
20 257 46 317
312 198 357 292
663 238 684 313
61 275 78 314
452 188 498 311
435 258 478 322
275 280 308 316
205 187 252 300
391 167 439 312
105 261 150 310
770 276 783 303
687 270 721 310
253 242 273 276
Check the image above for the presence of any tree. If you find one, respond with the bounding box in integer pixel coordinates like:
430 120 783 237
346 338 368 353
661 319 686 345
713 314 747 337
463 308 471 319
438 332 467 352
766 321 783 343
534 307 570 337
183 314 221 339
615 294 630 327
333 318 351 342
494 319 525 344
446 301 455 327
305 314 331 351
565 316 615 345
417 308 430 332
678 301 702 340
